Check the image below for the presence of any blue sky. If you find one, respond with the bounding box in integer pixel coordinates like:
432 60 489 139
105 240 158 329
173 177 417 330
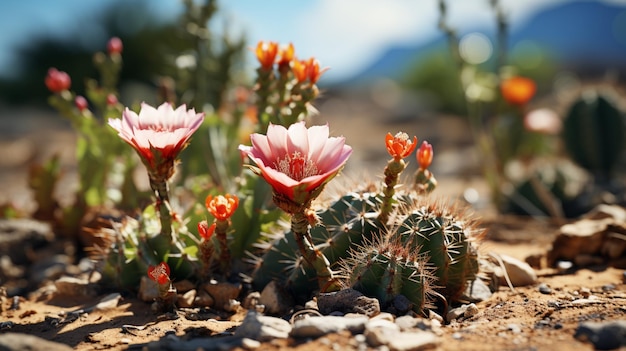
1 0 623 83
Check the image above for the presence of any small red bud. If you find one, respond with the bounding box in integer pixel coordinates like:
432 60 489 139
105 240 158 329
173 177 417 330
106 94 118 106
107 37 123 55
75 96 88 111
45 68 71 93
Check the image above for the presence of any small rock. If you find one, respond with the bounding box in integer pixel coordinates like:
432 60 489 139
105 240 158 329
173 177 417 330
387 331 440 351
463 278 493 302
496 254 537 287
93 293 122 311
194 289 214 308
54 276 96 297
202 281 241 311
364 319 401 347
259 280 293 316
575 320 626 350
0 332 73 351
177 289 196 308
446 304 469 322
370 312 395 322
395 315 419 330
224 299 241 312
538 283 552 295
291 315 368 338
392 294 413 315
138 276 159 302
240 337 261 350
463 303 479 318
242 291 261 310
173 280 195 293
317 288 380 317
234 311 291 341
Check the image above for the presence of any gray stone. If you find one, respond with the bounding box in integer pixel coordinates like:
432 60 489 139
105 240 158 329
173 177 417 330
463 278 493 302
259 280 293 316
138 275 159 302
0 332 73 351
446 303 478 322
575 320 626 350
364 319 401 347
317 288 380 317
291 315 368 338
234 311 291 341
93 293 122 311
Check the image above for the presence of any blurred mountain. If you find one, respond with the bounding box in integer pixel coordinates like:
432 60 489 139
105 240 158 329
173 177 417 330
335 0 626 86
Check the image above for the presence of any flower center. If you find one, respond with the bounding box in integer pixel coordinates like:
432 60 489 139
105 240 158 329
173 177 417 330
275 151 319 181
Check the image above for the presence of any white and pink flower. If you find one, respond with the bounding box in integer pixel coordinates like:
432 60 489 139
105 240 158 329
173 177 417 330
239 122 352 208
108 102 204 178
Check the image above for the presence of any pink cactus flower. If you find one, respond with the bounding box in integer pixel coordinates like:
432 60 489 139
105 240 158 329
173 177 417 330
239 121 352 208
108 102 204 178
45 68 71 93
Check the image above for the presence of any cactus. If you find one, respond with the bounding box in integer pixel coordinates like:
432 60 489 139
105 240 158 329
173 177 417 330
389 197 481 302
342 238 433 314
250 187 382 297
562 91 625 180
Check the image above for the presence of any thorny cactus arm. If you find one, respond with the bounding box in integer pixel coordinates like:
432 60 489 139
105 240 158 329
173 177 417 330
379 132 417 224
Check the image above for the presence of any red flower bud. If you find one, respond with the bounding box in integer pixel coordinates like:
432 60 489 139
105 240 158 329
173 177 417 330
198 220 216 240
45 68 71 93
107 37 123 55
75 96 88 112
106 94 118 106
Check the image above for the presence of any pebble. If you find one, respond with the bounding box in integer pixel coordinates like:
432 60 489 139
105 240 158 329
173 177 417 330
392 294 413 315
177 289 196 308
538 283 552 294
259 280 293 316
496 254 537 287
317 288 380 317
462 278 493 302
242 291 261 310
54 276 96 297
575 320 626 350
365 318 440 350
446 303 478 322
93 293 122 311
194 289 214 307
138 276 159 302
291 315 369 338
234 311 291 341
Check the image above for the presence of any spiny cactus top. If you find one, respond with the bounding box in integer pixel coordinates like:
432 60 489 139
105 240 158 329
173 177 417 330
239 121 352 209
108 102 204 180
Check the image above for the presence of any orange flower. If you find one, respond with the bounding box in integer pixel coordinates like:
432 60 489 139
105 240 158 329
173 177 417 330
147 262 170 285
292 57 327 84
277 43 295 67
385 132 417 161
255 41 278 70
500 76 536 106
417 141 433 169
205 194 239 221
198 220 216 240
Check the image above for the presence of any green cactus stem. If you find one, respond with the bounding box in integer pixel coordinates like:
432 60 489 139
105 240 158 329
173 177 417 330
379 159 406 224
562 91 625 181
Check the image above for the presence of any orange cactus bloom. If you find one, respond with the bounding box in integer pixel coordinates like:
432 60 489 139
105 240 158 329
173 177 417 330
277 42 295 66
417 141 433 169
255 41 278 70
147 262 170 285
500 76 536 106
385 132 418 161
205 194 239 221
198 220 216 240
292 57 326 84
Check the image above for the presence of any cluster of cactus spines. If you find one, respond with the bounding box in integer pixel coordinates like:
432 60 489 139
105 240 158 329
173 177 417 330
562 91 625 181
341 236 434 314
390 197 481 302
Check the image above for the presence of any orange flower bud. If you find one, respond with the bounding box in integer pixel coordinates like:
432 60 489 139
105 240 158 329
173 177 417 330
198 220 216 240
147 262 170 285
500 76 536 106
277 42 295 67
205 194 239 221
385 132 417 161
255 41 278 70
417 141 433 170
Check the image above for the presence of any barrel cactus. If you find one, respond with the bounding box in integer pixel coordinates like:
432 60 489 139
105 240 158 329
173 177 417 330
562 91 625 180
